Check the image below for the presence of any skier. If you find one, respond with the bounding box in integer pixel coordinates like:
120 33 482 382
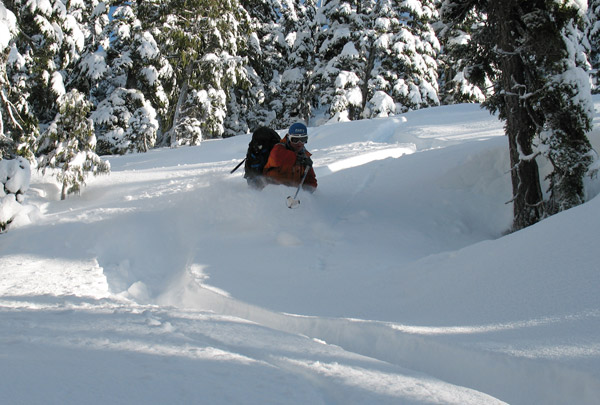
263 123 317 192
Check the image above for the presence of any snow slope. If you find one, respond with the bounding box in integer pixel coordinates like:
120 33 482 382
1 100 600 404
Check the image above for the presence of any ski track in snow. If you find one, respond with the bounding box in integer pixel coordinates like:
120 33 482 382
161 281 600 405
2 101 600 404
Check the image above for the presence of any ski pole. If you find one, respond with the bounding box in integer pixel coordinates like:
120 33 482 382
286 165 311 208
230 158 246 174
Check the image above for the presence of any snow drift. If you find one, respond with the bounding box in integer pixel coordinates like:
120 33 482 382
1 100 600 404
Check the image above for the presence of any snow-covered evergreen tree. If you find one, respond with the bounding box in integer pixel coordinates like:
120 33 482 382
5 0 105 164
433 0 488 104
7 0 94 124
0 2 33 233
140 0 249 145
314 0 441 122
538 5 596 214
366 0 440 117
441 0 596 230
222 5 253 137
37 89 109 200
0 1 16 159
586 0 600 93
6 0 58 127
274 0 318 127
68 1 110 103
0 1 38 161
313 0 371 122
90 1 164 154
92 88 158 154
239 0 289 130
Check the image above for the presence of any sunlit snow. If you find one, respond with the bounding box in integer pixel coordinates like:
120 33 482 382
2 100 600 404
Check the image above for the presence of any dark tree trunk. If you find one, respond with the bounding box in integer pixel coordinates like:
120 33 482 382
491 0 544 230
505 100 545 229
169 62 193 147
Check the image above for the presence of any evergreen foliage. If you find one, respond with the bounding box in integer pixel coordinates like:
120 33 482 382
0 2 32 233
67 1 110 102
37 89 109 200
89 1 163 154
433 0 488 104
587 0 600 93
367 0 440 115
313 0 440 123
139 0 249 144
0 1 38 161
0 0 597 223
441 0 596 230
239 0 288 130
8 0 87 124
92 88 158 154
274 0 318 127
313 0 367 122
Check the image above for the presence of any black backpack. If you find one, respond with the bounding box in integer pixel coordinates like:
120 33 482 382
244 127 281 188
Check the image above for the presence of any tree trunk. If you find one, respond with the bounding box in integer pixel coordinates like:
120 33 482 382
491 0 544 230
169 62 193 147
360 41 376 117
506 99 544 229
61 181 67 201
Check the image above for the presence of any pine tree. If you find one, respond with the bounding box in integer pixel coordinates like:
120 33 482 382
274 0 318 127
0 1 17 154
140 0 249 145
222 5 253 137
6 0 106 163
539 5 596 214
586 0 600 93
0 2 33 233
314 0 441 122
37 89 109 200
68 1 110 103
7 0 66 125
313 0 370 122
90 1 162 154
240 0 290 130
92 88 158 154
0 1 38 160
441 0 596 230
366 0 440 117
433 0 488 104
9 0 103 123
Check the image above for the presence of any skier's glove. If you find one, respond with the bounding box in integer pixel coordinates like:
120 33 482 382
296 153 313 167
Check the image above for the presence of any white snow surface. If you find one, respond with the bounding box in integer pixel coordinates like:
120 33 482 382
2 100 600 404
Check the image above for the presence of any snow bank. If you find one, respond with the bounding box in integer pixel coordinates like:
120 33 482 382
1 101 600 404
0 157 36 231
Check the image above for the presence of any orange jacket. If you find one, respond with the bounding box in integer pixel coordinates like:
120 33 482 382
263 138 317 190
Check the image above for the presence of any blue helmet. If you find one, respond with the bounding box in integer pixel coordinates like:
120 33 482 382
289 122 308 136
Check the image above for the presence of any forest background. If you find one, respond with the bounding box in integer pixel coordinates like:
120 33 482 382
1 0 600 225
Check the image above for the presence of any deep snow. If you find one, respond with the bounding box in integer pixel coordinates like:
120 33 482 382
1 100 600 404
